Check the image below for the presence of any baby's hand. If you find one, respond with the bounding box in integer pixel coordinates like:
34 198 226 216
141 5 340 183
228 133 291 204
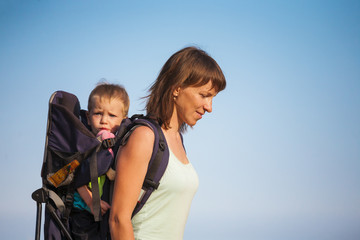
100 200 111 215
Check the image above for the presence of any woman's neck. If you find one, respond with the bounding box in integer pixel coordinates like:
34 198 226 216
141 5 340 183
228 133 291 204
165 108 182 133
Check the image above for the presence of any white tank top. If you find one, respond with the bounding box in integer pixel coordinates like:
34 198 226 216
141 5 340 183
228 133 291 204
132 149 199 240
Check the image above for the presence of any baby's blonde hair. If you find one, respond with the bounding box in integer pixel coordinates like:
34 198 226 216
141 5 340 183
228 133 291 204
88 82 130 117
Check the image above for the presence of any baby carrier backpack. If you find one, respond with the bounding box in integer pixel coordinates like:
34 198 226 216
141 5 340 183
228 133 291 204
31 91 169 240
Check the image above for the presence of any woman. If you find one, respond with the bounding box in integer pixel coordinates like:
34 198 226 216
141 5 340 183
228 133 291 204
109 46 226 240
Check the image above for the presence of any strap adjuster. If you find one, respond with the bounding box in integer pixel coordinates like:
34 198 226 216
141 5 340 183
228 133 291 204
102 138 116 148
144 179 160 190
64 193 74 206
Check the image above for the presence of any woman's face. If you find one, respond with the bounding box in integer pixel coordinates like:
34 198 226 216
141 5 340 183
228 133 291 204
174 81 217 127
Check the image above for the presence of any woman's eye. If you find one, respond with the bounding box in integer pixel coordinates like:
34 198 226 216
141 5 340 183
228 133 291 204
200 91 216 99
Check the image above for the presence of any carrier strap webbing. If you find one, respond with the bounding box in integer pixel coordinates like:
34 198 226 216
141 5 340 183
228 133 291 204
62 184 75 223
90 144 102 222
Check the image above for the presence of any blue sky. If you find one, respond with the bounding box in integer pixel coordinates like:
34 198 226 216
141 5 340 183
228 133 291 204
0 1 359 239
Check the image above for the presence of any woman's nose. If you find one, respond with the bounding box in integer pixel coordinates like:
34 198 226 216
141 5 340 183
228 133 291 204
204 98 213 113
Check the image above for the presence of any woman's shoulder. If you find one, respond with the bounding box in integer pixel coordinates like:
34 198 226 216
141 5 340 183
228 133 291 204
127 125 155 146
118 125 156 162
132 125 155 137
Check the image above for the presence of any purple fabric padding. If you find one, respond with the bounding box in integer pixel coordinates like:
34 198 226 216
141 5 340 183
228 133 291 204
74 150 113 188
48 105 98 154
45 91 114 186
44 207 66 240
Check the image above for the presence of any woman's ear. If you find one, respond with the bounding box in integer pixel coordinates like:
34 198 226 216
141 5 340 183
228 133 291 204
173 87 181 97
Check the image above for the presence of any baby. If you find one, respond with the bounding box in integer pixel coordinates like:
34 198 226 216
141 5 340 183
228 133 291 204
71 82 129 240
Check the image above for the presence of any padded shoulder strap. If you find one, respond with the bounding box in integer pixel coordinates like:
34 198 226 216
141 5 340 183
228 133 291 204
141 118 167 189
130 116 169 217
109 115 169 217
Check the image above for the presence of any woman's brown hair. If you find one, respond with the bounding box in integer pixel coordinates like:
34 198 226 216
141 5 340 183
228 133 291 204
145 46 226 131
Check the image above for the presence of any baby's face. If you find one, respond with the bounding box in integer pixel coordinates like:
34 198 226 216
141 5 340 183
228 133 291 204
87 96 125 135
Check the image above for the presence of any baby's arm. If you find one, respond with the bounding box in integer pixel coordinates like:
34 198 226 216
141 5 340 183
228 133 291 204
77 185 111 215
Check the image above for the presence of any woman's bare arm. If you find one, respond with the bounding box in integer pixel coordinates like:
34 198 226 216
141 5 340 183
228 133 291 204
109 126 154 240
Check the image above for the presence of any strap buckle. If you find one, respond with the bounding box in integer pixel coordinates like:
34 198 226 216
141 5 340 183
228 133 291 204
102 138 116 148
144 179 160 190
